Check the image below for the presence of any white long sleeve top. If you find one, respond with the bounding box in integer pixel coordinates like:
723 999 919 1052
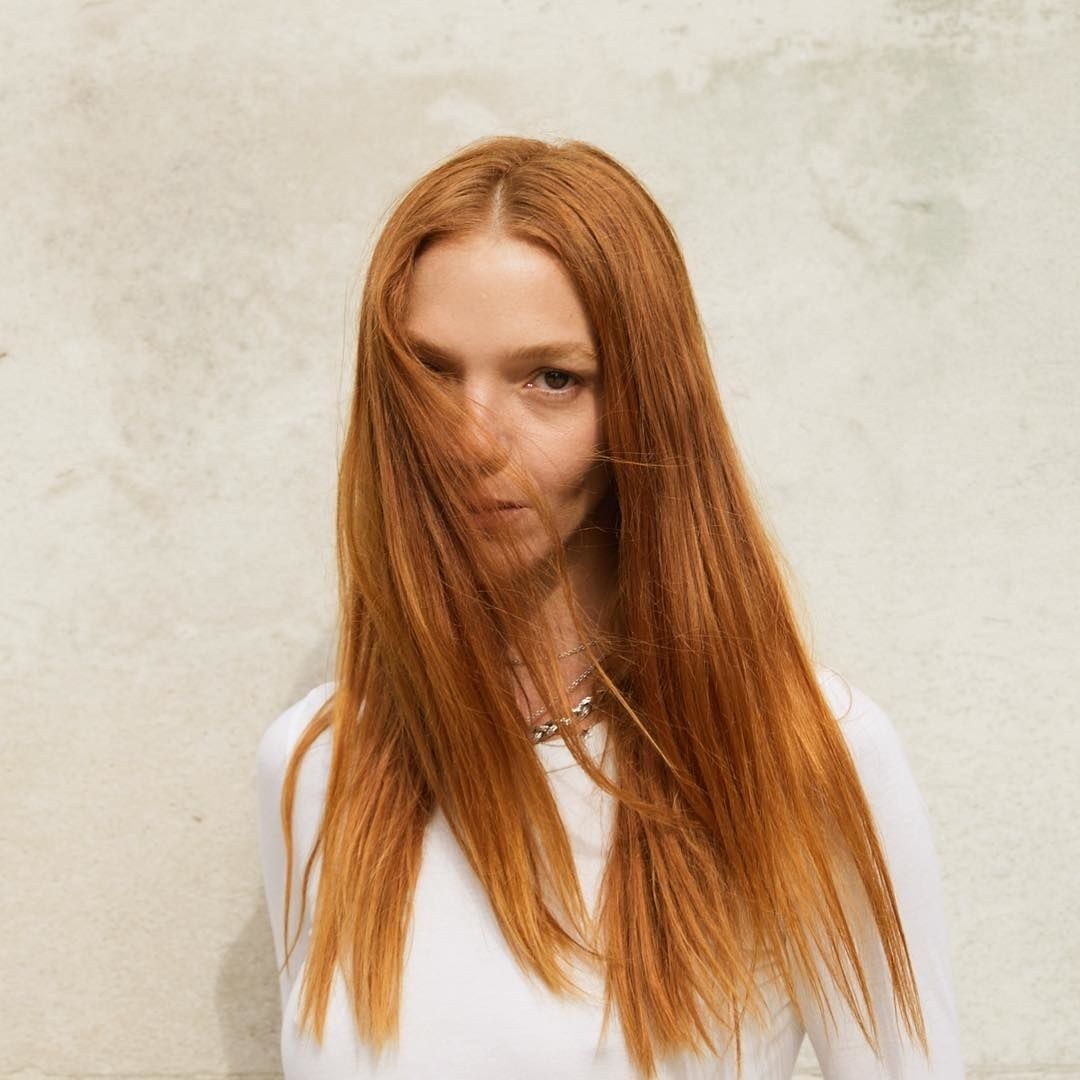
255 666 965 1078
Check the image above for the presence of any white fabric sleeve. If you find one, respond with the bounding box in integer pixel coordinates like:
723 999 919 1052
798 674 966 1078
255 682 336 1017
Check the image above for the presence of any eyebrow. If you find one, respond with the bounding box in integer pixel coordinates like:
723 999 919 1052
404 333 597 368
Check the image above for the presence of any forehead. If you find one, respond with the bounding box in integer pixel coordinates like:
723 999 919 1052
404 234 595 356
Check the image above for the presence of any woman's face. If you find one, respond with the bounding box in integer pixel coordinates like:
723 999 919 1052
403 230 612 553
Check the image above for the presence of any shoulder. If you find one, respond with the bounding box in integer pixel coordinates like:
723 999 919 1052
255 680 337 791
805 667 965 1073
254 681 338 1012
813 664 915 799
811 664 941 898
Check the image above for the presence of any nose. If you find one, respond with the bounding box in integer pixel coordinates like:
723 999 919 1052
458 385 513 474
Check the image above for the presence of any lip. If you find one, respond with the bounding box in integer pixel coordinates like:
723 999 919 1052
468 503 527 516
467 500 526 512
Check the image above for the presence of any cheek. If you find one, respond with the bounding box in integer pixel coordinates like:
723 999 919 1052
522 430 605 506
511 401 605 503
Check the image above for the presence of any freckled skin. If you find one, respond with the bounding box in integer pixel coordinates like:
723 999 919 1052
405 231 610 538
404 229 619 718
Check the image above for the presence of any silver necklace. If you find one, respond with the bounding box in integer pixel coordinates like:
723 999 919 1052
505 638 601 667
528 685 607 744
506 638 608 744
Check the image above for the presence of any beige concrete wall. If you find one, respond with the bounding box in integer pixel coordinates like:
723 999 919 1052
2 1 1076 1076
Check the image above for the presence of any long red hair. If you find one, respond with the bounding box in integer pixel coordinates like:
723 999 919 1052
274 135 929 1078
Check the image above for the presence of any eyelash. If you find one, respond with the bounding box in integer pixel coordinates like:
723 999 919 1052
531 369 581 397
420 361 581 399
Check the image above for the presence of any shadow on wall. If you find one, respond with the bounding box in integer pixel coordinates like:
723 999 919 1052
219 903 286 1078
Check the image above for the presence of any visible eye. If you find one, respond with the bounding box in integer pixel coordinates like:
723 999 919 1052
417 357 582 400
529 369 581 398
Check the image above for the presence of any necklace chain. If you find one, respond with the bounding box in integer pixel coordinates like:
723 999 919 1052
506 637 607 744
528 685 607 744
505 638 600 667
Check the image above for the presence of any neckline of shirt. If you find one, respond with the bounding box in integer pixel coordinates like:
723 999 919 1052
534 720 610 774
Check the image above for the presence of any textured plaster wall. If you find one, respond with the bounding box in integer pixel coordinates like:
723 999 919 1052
2 2 1077 1077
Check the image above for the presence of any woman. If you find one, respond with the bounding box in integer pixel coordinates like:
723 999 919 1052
256 136 964 1078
